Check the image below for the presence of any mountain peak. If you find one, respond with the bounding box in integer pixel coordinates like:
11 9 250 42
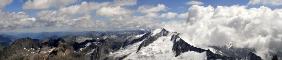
151 28 169 36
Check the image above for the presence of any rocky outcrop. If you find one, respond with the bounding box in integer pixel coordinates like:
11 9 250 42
0 38 41 60
171 33 205 56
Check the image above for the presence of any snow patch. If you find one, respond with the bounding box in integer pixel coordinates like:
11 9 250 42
109 41 143 57
123 33 175 60
151 29 162 36
135 33 146 38
175 51 207 60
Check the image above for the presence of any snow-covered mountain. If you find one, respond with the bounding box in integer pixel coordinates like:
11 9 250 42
0 28 279 60
108 28 265 60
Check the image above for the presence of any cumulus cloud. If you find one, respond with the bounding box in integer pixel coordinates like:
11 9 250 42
160 12 178 19
160 12 188 20
138 4 167 17
0 1 172 32
114 0 137 6
59 2 109 15
249 0 282 5
23 0 77 9
177 12 189 19
36 10 88 27
0 0 188 32
0 11 35 31
186 1 204 5
0 1 106 32
165 5 282 60
96 6 132 17
138 4 166 14
0 0 12 9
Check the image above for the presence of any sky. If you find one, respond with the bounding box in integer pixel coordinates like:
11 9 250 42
3 0 250 13
4 0 279 13
0 0 281 32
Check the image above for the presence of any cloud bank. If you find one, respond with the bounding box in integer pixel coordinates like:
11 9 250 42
0 0 281 33
0 0 191 32
165 5 282 60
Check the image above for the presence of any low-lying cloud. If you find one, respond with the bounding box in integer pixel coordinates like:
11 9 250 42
165 5 282 60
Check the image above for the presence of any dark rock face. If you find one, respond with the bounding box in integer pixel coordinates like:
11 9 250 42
272 55 278 60
0 29 274 60
171 33 235 60
210 45 264 60
0 38 41 60
248 52 262 60
171 33 205 56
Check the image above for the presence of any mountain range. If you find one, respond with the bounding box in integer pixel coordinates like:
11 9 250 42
0 28 279 60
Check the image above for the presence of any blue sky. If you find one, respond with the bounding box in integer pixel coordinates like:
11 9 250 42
6 0 282 16
3 0 250 13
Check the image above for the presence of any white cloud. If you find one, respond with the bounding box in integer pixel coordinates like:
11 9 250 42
0 1 184 32
114 0 137 6
7 1 161 32
20 1 109 31
249 0 282 5
160 11 189 21
177 12 188 19
0 0 184 33
0 0 12 9
0 11 35 31
59 2 109 15
35 10 98 28
23 0 77 9
186 1 204 5
138 4 166 14
164 5 282 60
96 6 132 17
138 4 167 17
160 12 178 19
